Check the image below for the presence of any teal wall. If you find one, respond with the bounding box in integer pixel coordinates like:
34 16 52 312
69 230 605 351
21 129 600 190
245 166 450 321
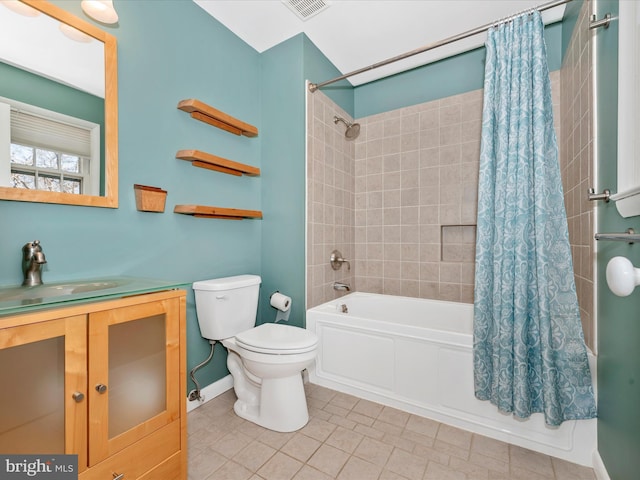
354 22 563 118
1 0 262 392
1 1 346 394
302 36 354 117
259 35 306 329
0 61 104 129
258 33 349 328
0 0 583 404
592 2 640 478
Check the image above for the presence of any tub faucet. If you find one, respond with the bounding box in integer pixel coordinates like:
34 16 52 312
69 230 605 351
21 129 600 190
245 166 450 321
330 250 351 271
22 240 47 287
333 282 351 292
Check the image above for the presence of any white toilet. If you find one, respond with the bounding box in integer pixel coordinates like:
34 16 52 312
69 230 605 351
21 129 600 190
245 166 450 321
192 274 318 432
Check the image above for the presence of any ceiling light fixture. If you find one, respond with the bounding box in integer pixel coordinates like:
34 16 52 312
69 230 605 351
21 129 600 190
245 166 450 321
59 23 93 43
0 0 40 17
81 0 118 25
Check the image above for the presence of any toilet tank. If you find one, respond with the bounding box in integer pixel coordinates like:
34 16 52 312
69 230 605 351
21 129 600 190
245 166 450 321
193 274 261 341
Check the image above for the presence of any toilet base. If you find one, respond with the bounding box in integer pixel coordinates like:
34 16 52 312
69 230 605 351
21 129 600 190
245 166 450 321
233 373 309 432
226 350 310 432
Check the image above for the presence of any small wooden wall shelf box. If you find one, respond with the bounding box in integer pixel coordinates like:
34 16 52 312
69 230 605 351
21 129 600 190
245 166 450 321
177 99 258 137
134 184 167 212
174 204 262 220
176 149 260 177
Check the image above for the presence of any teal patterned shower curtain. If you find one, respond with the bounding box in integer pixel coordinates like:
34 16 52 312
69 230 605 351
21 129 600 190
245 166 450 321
473 12 596 426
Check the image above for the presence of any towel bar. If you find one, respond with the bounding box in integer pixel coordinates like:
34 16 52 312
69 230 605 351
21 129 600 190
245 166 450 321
594 228 640 244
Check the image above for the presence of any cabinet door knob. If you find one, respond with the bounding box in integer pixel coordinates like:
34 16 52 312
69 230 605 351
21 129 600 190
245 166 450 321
112 473 124 480
72 392 84 402
95 384 108 394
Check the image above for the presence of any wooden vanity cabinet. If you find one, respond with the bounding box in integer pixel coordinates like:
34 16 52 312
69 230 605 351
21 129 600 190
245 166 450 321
0 289 187 480
0 314 88 466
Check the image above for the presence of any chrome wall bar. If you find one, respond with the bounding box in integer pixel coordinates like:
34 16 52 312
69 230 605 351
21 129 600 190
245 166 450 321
308 0 573 92
589 13 612 30
588 187 611 202
595 228 640 244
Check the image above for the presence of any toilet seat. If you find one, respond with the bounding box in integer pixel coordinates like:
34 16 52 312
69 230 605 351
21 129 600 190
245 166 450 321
235 323 317 355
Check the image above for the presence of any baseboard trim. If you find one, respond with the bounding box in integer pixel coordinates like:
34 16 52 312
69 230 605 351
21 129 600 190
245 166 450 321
186 374 234 413
593 450 611 480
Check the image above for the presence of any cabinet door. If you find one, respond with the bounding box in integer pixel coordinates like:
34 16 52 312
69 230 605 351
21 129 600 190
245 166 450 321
88 297 180 465
0 316 88 471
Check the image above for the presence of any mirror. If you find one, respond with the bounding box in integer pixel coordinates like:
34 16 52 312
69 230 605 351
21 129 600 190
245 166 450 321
0 0 117 208
614 0 640 217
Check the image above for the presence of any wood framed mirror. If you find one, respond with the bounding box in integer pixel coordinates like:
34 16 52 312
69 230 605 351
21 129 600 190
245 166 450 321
0 0 117 208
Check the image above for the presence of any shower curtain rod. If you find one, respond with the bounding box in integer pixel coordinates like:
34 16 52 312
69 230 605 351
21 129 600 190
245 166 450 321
308 0 572 92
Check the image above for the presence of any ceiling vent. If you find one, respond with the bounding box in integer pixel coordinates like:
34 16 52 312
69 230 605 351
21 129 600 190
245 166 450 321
281 0 330 21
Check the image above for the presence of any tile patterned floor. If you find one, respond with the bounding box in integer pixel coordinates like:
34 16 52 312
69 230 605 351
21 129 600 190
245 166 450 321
187 383 596 480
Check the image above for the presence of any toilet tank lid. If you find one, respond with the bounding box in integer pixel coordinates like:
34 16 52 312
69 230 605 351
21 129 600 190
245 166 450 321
193 274 261 291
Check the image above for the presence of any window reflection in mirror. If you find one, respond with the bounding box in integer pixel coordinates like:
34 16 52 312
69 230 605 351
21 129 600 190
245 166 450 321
0 95 102 195
0 0 117 208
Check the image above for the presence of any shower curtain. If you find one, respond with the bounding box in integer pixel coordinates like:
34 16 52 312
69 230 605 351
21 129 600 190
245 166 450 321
473 12 596 426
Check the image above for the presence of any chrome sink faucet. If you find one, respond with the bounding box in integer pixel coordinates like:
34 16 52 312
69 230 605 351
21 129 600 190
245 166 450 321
22 240 47 287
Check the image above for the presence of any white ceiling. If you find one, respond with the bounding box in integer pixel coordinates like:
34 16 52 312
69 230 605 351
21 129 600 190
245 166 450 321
194 0 566 87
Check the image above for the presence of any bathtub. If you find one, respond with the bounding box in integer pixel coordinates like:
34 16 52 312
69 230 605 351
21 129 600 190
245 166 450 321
306 292 596 467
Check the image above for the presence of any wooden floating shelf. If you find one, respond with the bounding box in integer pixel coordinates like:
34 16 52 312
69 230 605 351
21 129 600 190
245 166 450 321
177 99 258 137
176 149 259 177
174 204 262 220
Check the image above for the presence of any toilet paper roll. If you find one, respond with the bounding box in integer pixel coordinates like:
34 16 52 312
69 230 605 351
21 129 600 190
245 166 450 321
275 309 291 323
270 292 291 312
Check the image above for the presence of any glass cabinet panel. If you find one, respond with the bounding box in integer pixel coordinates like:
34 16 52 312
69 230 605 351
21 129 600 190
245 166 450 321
108 314 166 438
0 314 86 470
89 297 180 466
0 337 65 453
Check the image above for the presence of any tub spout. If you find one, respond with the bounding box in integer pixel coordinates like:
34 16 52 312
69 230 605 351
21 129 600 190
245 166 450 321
333 282 350 292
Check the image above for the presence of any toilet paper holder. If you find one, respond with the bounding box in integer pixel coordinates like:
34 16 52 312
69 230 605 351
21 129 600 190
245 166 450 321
270 291 292 322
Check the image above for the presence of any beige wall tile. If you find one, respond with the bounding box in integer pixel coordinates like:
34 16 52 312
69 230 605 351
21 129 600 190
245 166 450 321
307 41 593 338
559 0 595 348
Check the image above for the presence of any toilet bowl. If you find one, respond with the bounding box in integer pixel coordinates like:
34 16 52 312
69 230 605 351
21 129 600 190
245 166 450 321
193 275 318 432
223 323 317 431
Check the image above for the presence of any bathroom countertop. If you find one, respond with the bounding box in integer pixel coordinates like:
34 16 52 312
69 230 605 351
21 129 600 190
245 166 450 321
0 276 189 317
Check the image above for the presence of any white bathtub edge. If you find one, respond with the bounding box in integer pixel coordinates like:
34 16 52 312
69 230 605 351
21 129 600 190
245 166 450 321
308 371 596 467
307 294 597 468
593 450 611 480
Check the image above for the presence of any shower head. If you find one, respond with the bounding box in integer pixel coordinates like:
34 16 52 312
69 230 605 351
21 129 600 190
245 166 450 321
334 116 360 140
